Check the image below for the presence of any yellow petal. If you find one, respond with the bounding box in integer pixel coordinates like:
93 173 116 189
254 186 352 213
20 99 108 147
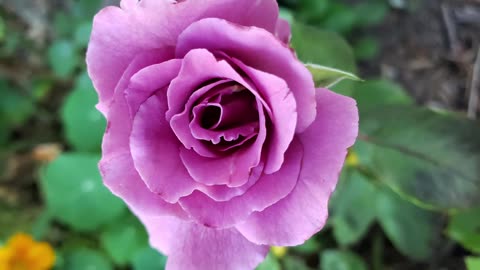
7 234 35 254
27 242 55 270
0 246 13 270
271 246 287 258
346 151 359 167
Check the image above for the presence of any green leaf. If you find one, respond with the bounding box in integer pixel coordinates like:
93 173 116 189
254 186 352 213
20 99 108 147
291 22 356 96
297 0 329 22
279 8 294 24
292 237 321 255
354 37 380 61
64 248 113 270
361 105 480 210
256 253 281 270
40 153 125 232
0 80 34 128
31 210 52 240
132 247 167 270
291 22 355 73
306 64 361 89
72 0 103 19
74 21 92 48
376 189 441 261
320 250 368 270
466 257 480 270
100 213 148 266
353 79 413 115
53 12 76 38
61 72 105 152
0 15 5 41
283 256 311 270
330 171 377 246
354 2 389 27
47 40 79 78
321 3 358 34
447 208 480 253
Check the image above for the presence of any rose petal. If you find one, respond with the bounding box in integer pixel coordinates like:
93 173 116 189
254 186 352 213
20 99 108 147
130 93 199 203
166 49 264 120
170 80 234 158
236 89 359 246
125 59 182 117
179 139 302 228
87 5 173 115
275 18 291 44
168 50 268 187
88 0 279 114
136 214 269 270
100 51 175 213
179 99 266 187
99 151 187 218
176 18 316 132
230 58 297 174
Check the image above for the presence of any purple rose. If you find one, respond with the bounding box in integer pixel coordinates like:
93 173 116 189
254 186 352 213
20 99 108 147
86 0 358 269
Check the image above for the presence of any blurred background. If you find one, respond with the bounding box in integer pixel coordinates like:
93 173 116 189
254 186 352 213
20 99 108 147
0 0 479 269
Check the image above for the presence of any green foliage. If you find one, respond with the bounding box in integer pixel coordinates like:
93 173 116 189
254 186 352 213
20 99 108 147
40 153 125 232
447 208 480 254
291 22 356 73
0 80 34 144
353 79 413 114
330 171 377 246
47 40 80 78
376 189 441 261
354 37 380 61
61 72 105 152
305 64 361 89
292 237 321 255
256 254 281 270
361 106 480 210
132 247 168 270
467 257 480 270
74 21 93 48
290 21 357 96
100 214 149 266
63 248 113 270
320 250 368 270
0 15 5 42
296 0 388 35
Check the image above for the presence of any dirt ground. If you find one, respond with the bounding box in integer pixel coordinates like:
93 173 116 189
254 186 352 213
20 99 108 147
363 0 480 117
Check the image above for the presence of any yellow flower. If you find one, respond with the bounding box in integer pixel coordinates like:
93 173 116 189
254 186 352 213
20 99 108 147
0 233 55 270
271 246 287 258
346 151 359 167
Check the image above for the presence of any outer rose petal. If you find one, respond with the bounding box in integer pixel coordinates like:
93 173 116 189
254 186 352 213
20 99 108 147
131 93 199 203
87 0 279 114
99 152 187 218
136 214 269 270
100 51 178 215
236 89 359 246
178 140 302 229
176 18 316 132
275 18 291 44
102 49 173 156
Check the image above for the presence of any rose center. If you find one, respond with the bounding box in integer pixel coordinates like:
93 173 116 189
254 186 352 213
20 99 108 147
198 89 257 131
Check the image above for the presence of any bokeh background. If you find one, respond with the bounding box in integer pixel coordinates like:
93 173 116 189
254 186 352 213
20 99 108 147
1 0 479 269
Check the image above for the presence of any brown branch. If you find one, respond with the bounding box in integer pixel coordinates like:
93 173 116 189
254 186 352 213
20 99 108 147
468 47 480 119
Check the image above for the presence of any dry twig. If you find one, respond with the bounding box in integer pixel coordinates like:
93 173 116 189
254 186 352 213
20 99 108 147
468 48 480 119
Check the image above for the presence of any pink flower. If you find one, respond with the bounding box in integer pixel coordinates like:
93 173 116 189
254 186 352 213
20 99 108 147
86 0 358 269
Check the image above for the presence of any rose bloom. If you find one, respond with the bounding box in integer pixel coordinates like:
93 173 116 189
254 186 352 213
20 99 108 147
87 0 358 269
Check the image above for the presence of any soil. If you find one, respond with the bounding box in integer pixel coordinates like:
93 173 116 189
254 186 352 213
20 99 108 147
361 0 480 115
